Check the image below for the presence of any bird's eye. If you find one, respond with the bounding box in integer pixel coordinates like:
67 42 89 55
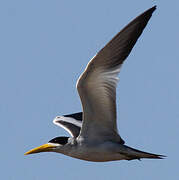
49 136 69 145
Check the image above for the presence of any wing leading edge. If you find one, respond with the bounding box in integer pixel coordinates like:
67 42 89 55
53 112 83 137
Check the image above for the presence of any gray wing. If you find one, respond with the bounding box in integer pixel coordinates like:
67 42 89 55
53 112 83 137
77 7 156 143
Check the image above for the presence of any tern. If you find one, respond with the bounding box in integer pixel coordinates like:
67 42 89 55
25 6 165 162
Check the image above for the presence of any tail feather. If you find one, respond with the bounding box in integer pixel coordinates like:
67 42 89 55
124 145 166 160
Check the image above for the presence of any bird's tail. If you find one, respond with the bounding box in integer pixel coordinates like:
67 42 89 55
123 145 165 160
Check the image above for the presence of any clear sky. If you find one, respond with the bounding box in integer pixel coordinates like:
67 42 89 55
0 0 178 179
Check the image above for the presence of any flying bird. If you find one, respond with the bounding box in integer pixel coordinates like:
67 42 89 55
25 6 165 162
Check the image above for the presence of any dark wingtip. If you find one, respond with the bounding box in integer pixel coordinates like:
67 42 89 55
148 153 166 159
151 5 157 13
142 5 157 18
148 5 157 12
152 5 157 10
138 5 157 21
64 112 83 121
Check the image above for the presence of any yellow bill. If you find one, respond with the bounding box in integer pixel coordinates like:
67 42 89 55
24 143 56 155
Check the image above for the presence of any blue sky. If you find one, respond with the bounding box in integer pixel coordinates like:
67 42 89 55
0 0 178 179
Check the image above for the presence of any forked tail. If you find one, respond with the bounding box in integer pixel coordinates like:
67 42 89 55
123 145 166 160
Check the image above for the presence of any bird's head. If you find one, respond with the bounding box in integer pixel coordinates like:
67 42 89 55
24 136 69 155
